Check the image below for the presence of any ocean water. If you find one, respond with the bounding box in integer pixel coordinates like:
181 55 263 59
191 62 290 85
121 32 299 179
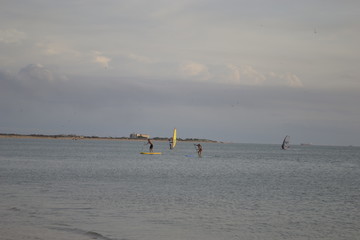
0 138 359 240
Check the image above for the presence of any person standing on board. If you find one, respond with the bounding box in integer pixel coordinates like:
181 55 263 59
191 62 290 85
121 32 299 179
146 139 154 152
195 144 202 157
168 138 173 149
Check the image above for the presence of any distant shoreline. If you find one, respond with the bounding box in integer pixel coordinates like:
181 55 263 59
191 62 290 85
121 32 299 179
0 133 220 143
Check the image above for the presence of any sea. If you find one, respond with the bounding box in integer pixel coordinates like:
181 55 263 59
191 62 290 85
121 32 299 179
1 138 359 240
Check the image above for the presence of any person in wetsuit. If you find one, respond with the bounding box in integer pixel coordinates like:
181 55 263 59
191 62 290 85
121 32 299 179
147 139 154 152
168 138 173 149
195 144 202 157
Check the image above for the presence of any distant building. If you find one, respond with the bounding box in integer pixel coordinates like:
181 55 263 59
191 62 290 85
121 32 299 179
129 133 150 139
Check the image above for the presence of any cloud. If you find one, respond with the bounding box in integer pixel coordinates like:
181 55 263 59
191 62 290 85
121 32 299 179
282 73 303 88
0 29 26 44
227 64 266 85
226 64 303 88
1 65 359 145
92 51 111 68
268 72 304 88
17 64 55 82
180 61 210 80
16 64 68 84
37 41 81 57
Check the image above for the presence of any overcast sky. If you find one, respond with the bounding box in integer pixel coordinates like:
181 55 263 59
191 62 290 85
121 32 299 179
1 0 360 145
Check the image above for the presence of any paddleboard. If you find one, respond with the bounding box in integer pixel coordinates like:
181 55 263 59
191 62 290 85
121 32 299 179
140 152 162 155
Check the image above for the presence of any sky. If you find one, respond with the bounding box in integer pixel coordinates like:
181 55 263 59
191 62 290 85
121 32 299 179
1 0 360 145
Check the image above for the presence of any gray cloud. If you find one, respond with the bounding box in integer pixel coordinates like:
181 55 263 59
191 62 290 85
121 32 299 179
1 64 360 145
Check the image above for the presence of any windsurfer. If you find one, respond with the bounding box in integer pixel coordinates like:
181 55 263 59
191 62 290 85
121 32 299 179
168 138 173 149
281 135 290 150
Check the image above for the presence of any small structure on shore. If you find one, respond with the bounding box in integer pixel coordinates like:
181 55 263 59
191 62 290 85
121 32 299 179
129 133 150 139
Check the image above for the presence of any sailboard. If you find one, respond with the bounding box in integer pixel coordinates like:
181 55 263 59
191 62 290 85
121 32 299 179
281 135 290 150
171 128 177 149
140 152 162 155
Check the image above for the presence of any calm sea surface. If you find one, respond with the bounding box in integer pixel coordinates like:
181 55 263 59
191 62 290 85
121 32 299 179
1 138 359 240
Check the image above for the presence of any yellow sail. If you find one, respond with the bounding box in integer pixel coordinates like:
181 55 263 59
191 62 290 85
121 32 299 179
172 128 177 149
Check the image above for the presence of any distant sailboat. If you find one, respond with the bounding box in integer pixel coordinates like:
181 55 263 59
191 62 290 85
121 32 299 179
281 135 290 150
170 128 177 149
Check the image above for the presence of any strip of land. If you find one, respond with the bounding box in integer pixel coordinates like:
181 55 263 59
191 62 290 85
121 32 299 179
0 133 220 143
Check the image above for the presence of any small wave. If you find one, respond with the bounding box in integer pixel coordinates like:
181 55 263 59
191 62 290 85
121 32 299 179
85 231 110 239
50 207 93 211
50 226 126 240
53 222 71 227
8 207 21 211
147 219 176 225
